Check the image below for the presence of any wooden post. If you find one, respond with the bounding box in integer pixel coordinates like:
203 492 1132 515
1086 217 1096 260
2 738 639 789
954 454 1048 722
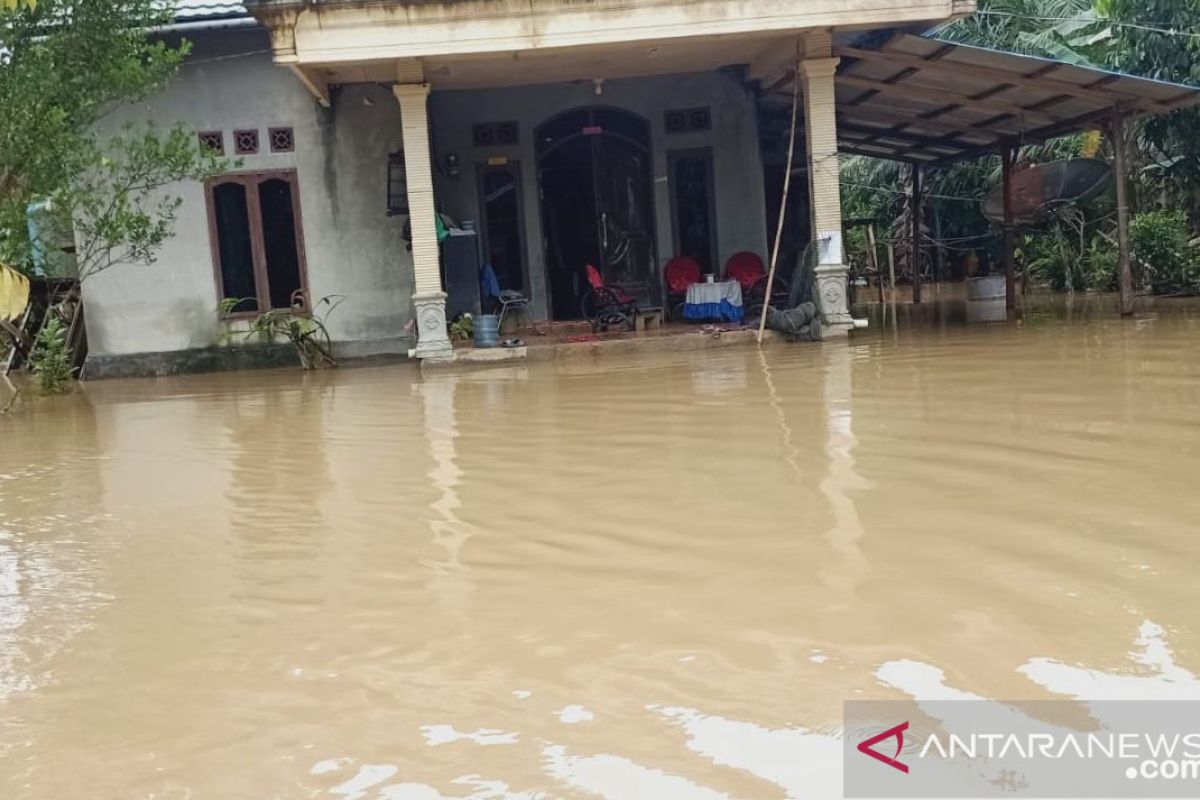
1002 148 1017 311
757 51 801 345
887 242 897 306
933 204 945 288
868 224 884 306
1111 111 1134 316
910 164 923 304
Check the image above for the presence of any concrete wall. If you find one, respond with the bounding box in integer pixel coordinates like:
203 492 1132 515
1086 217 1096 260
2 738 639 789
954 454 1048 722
82 29 771 373
83 28 416 370
430 69 769 319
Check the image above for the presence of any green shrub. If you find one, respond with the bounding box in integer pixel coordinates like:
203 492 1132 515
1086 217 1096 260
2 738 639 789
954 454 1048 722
449 313 473 341
29 317 74 394
1023 231 1084 291
1083 238 1118 292
1129 211 1200 294
1025 213 1200 296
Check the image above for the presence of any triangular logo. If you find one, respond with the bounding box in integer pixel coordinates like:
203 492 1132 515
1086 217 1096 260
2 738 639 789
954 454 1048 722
857 721 910 774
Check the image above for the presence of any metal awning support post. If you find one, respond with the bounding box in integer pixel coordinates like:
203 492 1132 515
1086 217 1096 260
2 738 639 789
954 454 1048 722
1109 109 1134 316
1001 148 1017 311
868 224 884 306
910 164 923 304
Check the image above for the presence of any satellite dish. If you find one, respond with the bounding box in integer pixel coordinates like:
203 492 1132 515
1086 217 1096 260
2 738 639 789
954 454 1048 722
982 158 1112 227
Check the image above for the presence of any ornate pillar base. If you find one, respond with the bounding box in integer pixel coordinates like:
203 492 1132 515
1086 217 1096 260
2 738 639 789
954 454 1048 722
815 264 854 338
411 291 454 360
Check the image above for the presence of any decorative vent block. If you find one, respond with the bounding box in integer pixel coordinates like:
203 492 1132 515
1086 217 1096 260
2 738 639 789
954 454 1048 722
472 121 519 147
665 107 712 134
198 131 224 155
268 127 294 153
234 129 259 155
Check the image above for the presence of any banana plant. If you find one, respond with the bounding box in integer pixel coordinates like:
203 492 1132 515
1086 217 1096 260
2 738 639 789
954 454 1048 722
0 263 30 323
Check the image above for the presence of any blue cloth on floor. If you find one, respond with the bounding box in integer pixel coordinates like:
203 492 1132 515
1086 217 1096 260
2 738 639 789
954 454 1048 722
683 300 743 323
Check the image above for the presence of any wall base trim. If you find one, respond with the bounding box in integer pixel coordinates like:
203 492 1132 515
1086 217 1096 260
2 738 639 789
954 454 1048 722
82 337 416 381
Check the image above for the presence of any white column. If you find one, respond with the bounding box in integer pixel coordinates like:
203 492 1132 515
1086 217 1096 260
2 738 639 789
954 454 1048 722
393 81 453 360
800 52 853 334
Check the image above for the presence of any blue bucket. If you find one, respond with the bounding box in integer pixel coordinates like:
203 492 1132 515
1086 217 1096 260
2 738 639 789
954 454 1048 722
473 314 500 348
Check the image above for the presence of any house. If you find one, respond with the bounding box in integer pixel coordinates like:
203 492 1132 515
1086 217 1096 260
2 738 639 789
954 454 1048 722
82 0 1200 376
75 0 979 376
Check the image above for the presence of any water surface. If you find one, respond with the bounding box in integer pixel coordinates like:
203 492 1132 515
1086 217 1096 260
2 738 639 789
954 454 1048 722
1 296 1198 798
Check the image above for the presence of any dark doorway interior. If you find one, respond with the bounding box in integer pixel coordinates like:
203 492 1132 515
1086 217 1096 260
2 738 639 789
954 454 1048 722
540 137 598 319
537 107 656 320
668 148 718 274
758 101 812 272
479 163 525 293
762 161 812 281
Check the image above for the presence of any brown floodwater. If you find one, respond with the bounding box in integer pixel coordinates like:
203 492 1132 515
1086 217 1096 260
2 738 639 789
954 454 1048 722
1 294 1199 799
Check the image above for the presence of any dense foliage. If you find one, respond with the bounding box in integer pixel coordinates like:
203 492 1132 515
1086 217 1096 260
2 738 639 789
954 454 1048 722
1132 210 1200 292
0 0 221 278
841 0 1200 294
0 0 227 392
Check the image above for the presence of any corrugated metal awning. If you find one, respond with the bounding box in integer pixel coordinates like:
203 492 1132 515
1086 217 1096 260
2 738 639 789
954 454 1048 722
173 0 248 20
791 33 1200 165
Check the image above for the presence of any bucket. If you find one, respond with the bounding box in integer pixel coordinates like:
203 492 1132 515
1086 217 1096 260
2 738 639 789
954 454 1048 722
966 275 1008 323
473 314 500 348
966 275 1006 301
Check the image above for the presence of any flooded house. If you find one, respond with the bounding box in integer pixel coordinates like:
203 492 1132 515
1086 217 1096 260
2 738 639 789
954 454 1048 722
78 0 1200 377
78 0 975 377
10 6 1200 795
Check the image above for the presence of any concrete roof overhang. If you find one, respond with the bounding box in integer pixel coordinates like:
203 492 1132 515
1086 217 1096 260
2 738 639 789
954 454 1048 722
237 0 973 99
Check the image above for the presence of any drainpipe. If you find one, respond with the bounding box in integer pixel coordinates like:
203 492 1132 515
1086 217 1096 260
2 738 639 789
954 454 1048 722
26 199 52 278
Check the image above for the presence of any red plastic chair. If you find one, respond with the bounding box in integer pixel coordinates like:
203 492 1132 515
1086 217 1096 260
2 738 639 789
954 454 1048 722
664 257 701 294
583 264 637 331
664 256 701 320
586 264 638 304
725 251 766 293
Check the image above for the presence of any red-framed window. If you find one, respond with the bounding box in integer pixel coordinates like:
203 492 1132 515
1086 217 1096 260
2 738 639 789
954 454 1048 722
205 170 308 315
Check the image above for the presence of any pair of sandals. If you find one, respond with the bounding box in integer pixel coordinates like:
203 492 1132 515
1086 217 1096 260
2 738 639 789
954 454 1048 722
502 338 524 348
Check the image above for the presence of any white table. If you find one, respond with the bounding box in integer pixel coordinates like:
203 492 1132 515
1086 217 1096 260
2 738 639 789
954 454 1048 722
683 280 744 323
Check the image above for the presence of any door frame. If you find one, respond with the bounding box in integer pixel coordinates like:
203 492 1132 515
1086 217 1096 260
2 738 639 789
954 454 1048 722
666 147 719 276
535 106 658 320
476 159 529 294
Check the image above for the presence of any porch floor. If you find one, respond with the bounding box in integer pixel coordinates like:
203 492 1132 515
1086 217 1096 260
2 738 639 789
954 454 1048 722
430 320 783 372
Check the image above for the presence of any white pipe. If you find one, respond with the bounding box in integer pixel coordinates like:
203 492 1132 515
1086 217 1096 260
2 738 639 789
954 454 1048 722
157 18 258 34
